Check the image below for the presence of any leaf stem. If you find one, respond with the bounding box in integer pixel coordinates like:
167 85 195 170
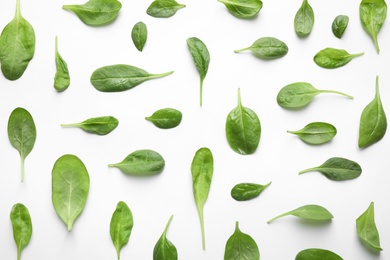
55 35 58 54
237 88 242 107
197 205 206 250
163 215 174 236
60 123 80 128
234 47 250 53
21 156 25 182
319 90 353 99
200 78 204 106
150 70 174 79
350 52 365 58
298 167 318 174
15 0 21 17
267 211 290 224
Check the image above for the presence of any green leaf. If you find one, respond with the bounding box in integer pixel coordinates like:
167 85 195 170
224 221 260 260
360 0 387 53
146 0 186 18
153 215 178 260
276 82 353 110
0 0 35 80
110 201 133 259
61 116 119 135
231 182 271 201
332 15 349 39
313 48 364 69
358 76 387 148
90 64 173 92
191 147 213 250
299 157 362 181
234 37 288 60
10 203 32 260
63 0 122 26
217 0 263 19
52 154 90 231
295 248 343 260
267 204 334 223
109 149 165 176
226 88 261 155
131 21 147 52
54 36 70 92
287 122 337 145
146 108 182 129
294 0 314 37
7 107 37 182
356 202 382 251
186 37 210 106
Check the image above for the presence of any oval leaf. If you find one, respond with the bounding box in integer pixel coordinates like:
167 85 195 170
52 154 90 231
234 37 288 60
54 36 70 92
231 182 271 201
332 15 349 39
356 202 382 251
287 122 337 145
109 149 165 176
110 201 133 259
313 48 364 69
61 116 119 135
10 203 33 260
146 108 182 129
296 248 343 260
153 215 178 260
267 204 334 223
146 0 186 18
294 0 314 37
217 0 263 19
131 21 147 52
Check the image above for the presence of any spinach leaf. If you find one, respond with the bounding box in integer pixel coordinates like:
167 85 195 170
0 0 35 81
294 0 314 37
10 203 32 260
360 0 387 53
226 88 261 155
299 157 362 181
296 248 343 260
146 108 182 129
287 122 337 145
356 202 382 251
131 21 147 52
109 149 165 176
90 64 173 92
63 0 122 26
358 76 387 148
52 154 90 231
234 37 288 60
7 107 36 182
276 82 353 110
153 215 178 260
231 182 271 201
313 48 364 69
191 147 213 250
61 116 119 135
224 221 260 260
186 37 210 106
217 0 263 19
110 201 133 259
54 36 70 92
267 204 333 223
146 0 186 18
332 15 349 39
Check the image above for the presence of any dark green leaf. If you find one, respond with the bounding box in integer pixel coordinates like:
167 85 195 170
296 248 343 260
356 202 382 251
287 122 337 145
224 221 260 260
299 157 362 181
332 15 349 39
313 48 364 69
153 215 178 260
10 203 32 260
61 116 119 135
231 182 271 201
146 0 186 18
109 149 165 176
146 108 182 129
234 37 288 60
54 36 70 92
267 204 333 223
294 0 314 37
90 64 173 92
217 0 263 19
226 88 261 155
52 154 90 231
131 21 147 52
110 201 133 259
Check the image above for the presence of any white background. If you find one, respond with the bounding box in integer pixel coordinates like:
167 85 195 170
0 0 389 259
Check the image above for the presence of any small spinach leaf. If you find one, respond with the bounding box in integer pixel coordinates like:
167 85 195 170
61 116 119 135
356 202 382 251
299 157 362 181
276 82 353 110
217 0 263 19
63 0 122 26
234 37 288 60
110 201 133 259
296 248 343 260
224 221 260 260
54 36 70 92
52 154 90 231
131 21 147 52
358 76 387 148
153 215 178 260
191 147 213 250
90 64 173 92
267 204 333 223
146 0 186 18
10 203 32 260
294 0 314 37
313 48 364 69
226 88 261 155
146 108 182 129
0 0 35 80
109 150 165 176
287 122 337 145
332 15 349 39
231 182 271 201
8 107 37 182
186 37 210 106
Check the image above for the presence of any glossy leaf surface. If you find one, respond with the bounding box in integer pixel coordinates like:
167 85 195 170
146 108 182 129
146 0 186 18
153 215 178 260
267 204 333 223
131 21 147 51
294 0 314 37
217 0 263 19
10 203 32 260
332 15 349 39
110 201 133 259
224 222 260 260
356 202 382 251
234 37 288 60
287 122 337 145
54 36 70 92
61 116 119 135
314 48 364 69
231 182 271 201
296 248 343 260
